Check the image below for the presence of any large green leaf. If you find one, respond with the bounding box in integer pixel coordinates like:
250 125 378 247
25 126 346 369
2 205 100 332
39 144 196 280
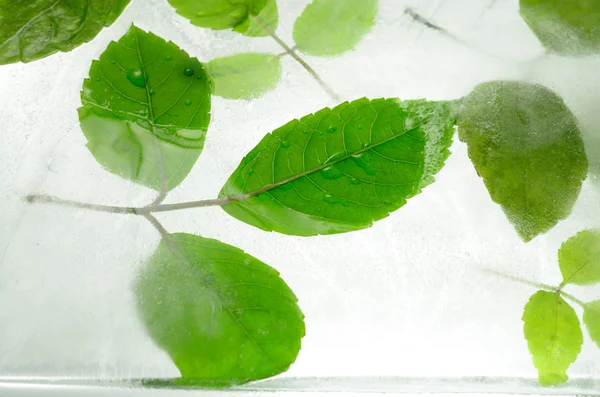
457 81 587 242
558 229 600 286
135 233 305 387
293 0 378 56
583 300 600 349
219 98 456 236
0 0 131 65
168 0 277 38
206 53 282 100
522 290 583 386
78 25 211 191
520 0 600 55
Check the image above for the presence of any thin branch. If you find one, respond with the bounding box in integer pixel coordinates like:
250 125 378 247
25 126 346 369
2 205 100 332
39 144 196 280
25 194 139 215
404 8 469 46
482 268 558 292
250 14 341 102
559 291 587 309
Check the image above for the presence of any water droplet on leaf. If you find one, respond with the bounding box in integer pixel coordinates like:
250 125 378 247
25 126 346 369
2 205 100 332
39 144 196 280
321 167 342 180
126 69 145 88
351 178 361 185
351 153 363 158
95 77 101 82
196 75 203 80
165 55 173 62
185 100 192 106
248 169 255 176
362 142 371 149
281 140 291 148
326 126 337 133
183 68 194 77
150 89 156 96
324 194 340 204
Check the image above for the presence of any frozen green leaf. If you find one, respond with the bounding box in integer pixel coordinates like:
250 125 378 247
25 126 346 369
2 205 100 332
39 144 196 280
458 81 587 242
168 0 278 37
207 53 281 100
135 233 305 387
220 98 456 236
558 229 600 286
0 0 131 65
78 25 211 191
520 0 600 55
293 0 378 56
523 290 583 386
583 300 600 349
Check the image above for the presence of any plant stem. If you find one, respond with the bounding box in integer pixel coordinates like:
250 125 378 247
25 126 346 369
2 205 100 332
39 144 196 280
250 14 341 102
404 8 469 47
559 291 587 309
25 194 139 215
483 268 558 292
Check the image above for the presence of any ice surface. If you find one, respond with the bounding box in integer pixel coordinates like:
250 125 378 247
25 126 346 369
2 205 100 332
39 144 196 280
1 0 600 392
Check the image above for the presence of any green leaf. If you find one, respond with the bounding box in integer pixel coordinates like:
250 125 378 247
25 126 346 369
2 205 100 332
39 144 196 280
78 25 211 191
135 233 305 387
583 300 600 349
206 53 282 100
522 290 583 387
558 229 600 286
293 0 378 56
0 0 130 65
520 0 600 55
168 0 278 38
457 81 587 242
219 98 456 236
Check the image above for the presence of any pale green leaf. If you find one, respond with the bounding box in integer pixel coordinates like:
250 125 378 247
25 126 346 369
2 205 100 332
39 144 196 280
0 0 131 65
219 98 456 236
520 0 600 55
135 233 305 387
522 290 583 386
558 229 600 286
168 0 278 38
207 53 282 100
458 81 587 242
583 300 600 349
79 25 211 191
293 0 378 56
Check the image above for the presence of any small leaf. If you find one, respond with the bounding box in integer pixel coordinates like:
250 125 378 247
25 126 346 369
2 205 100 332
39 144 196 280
0 0 131 65
78 25 211 191
583 300 600 349
458 81 588 242
135 233 305 387
520 0 600 55
206 53 282 100
558 229 600 286
293 0 378 56
522 290 583 386
168 0 278 38
219 98 456 236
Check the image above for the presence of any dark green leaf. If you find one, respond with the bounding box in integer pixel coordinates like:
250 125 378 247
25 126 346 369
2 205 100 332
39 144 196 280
583 300 600 349
168 0 278 38
293 0 378 56
520 0 600 55
135 233 305 387
458 81 587 242
0 0 130 65
522 290 582 386
219 98 456 236
558 229 600 286
207 53 282 100
79 25 211 191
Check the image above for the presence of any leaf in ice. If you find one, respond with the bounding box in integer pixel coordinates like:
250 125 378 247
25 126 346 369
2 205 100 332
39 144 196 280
206 53 282 100
0 0 131 65
78 25 211 191
134 233 305 387
558 229 600 286
522 290 583 386
520 0 600 55
293 0 378 56
583 300 600 349
168 0 278 38
457 81 587 242
219 97 456 236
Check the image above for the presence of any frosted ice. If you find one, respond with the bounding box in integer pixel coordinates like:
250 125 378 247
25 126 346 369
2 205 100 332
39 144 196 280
1 0 600 392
